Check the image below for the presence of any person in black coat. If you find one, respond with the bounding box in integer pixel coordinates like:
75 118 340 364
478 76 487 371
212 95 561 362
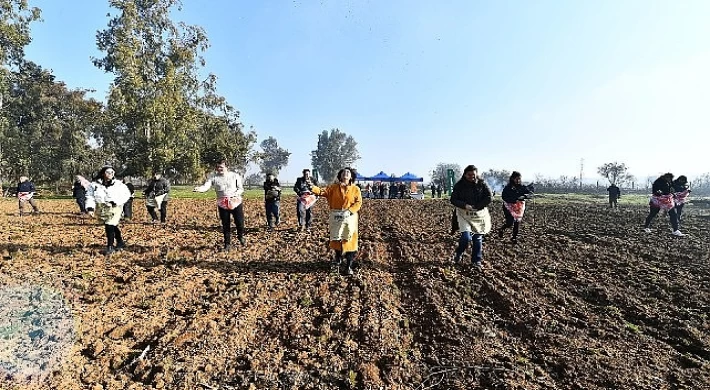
643 173 683 236
16 176 40 215
122 178 135 220
389 182 398 199
263 173 282 229
72 176 88 214
145 171 171 224
450 165 492 268
607 184 621 208
672 175 690 228
294 169 316 230
497 171 533 243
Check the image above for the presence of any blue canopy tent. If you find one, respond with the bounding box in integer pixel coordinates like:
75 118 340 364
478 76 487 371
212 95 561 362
398 172 424 182
355 171 365 181
365 171 397 182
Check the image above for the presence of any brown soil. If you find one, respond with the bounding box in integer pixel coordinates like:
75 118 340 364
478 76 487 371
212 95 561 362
0 198 708 389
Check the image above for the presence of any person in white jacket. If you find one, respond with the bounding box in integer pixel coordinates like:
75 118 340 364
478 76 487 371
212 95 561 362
85 166 132 255
194 160 246 251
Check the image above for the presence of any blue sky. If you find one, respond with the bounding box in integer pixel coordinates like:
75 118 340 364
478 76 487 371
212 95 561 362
25 0 710 183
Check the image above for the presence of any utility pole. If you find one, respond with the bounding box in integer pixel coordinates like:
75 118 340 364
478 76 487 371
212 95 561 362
579 158 584 189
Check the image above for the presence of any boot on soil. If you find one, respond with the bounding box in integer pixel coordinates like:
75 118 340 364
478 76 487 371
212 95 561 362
643 227 652 233
342 254 356 276
511 236 518 245
472 260 483 271
672 230 685 237
238 236 246 246
102 246 116 256
115 241 126 251
451 252 463 264
221 244 232 253
498 228 505 239
331 252 342 267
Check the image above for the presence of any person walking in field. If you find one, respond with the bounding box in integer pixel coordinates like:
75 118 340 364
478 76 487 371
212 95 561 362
607 183 621 209
193 160 246 251
72 175 88 215
294 169 317 232
310 167 363 276
85 166 132 255
122 177 135 221
450 165 493 269
672 175 691 228
145 170 171 224
16 176 40 216
643 173 684 236
263 173 282 229
497 171 533 244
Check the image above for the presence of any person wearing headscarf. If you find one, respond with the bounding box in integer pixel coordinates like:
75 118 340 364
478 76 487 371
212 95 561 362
450 165 492 269
85 166 132 255
310 167 363 276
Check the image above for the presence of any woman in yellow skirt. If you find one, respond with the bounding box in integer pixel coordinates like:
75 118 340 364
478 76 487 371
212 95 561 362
311 168 363 275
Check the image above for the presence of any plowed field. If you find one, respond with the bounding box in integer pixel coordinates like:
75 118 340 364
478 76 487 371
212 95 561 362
1 197 709 389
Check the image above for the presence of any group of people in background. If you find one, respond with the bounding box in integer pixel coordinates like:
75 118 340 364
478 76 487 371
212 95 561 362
9 161 693 274
362 182 418 199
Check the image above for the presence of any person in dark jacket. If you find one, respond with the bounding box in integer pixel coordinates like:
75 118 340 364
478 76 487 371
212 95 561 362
672 175 691 228
607 184 621 208
16 176 40 216
263 173 281 229
294 169 316 231
72 176 88 214
450 165 493 268
398 182 406 199
430 183 436 198
497 171 533 243
389 182 398 199
122 178 135 221
643 173 683 236
145 171 171 224
436 184 443 198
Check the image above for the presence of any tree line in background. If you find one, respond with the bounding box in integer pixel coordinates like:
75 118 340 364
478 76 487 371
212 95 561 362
429 161 710 195
0 0 361 188
2 1 707 195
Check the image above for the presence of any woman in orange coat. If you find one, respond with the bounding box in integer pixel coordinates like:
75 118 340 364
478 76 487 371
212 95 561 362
311 167 363 275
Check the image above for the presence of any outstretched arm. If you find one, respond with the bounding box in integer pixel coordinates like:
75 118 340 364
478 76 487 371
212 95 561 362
193 176 213 192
